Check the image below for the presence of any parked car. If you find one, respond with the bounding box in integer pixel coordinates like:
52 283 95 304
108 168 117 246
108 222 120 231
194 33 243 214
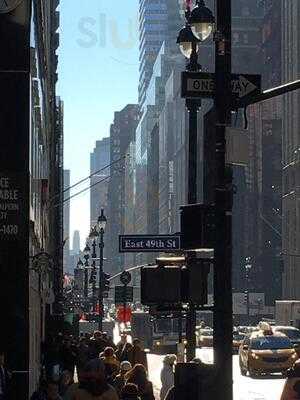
239 329 298 377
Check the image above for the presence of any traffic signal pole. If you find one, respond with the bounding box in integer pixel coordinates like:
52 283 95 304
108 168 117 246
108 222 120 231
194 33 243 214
213 1 233 400
185 39 201 362
99 228 104 331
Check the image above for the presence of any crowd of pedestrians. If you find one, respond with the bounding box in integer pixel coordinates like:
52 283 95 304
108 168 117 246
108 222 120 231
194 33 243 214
28 332 154 400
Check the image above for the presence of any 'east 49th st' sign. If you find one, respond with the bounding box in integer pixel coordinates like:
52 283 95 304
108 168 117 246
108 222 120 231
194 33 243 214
119 234 181 253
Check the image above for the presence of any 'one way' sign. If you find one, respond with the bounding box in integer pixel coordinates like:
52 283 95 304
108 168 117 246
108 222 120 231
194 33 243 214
181 71 261 101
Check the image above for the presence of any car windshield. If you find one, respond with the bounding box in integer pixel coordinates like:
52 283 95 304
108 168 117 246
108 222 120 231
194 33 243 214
277 329 300 340
233 334 245 341
250 336 292 350
201 329 213 336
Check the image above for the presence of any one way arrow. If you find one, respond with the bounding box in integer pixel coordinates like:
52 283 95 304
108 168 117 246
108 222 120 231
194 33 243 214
232 76 258 98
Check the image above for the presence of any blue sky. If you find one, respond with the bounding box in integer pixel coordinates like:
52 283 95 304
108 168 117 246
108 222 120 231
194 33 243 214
57 0 139 249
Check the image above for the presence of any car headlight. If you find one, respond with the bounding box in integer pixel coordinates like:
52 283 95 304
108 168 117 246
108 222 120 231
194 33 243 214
291 352 298 359
156 341 161 346
250 352 259 360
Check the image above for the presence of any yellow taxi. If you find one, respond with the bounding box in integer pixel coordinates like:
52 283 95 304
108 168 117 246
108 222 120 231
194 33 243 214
239 327 298 377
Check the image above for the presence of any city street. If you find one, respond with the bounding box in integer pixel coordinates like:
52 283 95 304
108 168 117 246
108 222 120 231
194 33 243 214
147 349 285 400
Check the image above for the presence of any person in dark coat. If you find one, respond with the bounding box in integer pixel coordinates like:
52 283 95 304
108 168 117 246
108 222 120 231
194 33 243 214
0 350 11 400
112 361 132 396
60 339 77 376
281 359 300 400
119 343 134 363
125 364 154 400
120 383 141 400
127 340 148 371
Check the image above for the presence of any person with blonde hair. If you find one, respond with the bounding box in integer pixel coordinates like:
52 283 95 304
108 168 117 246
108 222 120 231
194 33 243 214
160 355 177 400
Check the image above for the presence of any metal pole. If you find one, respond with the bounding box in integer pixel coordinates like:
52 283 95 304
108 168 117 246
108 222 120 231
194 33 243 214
84 265 89 300
123 284 127 326
98 229 104 331
92 260 96 312
185 40 201 361
213 1 233 399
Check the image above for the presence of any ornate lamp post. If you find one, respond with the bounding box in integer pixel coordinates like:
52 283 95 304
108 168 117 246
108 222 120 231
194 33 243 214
83 244 90 307
96 209 107 330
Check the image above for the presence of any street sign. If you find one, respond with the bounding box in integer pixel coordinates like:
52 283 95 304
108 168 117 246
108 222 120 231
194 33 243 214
119 234 181 253
115 285 133 304
181 71 261 101
120 271 131 285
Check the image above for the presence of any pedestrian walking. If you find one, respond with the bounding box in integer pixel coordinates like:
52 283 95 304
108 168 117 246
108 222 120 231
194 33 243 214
160 355 177 400
0 349 11 400
31 379 62 400
77 338 90 374
125 364 155 400
61 339 77 377
59 370 74 397
116 334 127 361
119 343 133 363
281 359 300 400
127 340 148 371
120 383 141 400
112 361 132 396
101 347 120 383
88 332 107 360
72 359 118 400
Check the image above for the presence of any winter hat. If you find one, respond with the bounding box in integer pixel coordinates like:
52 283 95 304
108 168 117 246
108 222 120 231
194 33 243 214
163 354 177 365
82 358 106 380
120 361 132 372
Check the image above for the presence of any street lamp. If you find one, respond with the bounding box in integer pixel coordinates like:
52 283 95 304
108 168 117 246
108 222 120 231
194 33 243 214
83 244 90 303
177 0 214 362
189 0 215 42
177 25 199 59
89 233 98 312
245 257 252 324
95 208 107 330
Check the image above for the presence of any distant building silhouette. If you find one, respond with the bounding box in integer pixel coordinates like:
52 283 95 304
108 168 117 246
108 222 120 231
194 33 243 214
72 230 81 255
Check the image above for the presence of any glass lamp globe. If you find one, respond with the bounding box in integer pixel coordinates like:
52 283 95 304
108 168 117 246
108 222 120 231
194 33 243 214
177 25 199 59
189 1 215 42
191 22 214 42
97 208 107 232
180 41 200 59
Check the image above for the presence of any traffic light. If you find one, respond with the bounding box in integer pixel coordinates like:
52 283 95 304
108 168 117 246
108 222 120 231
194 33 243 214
141 265 182 305
182 259 210 305
180 204 215 250
100 272 110 292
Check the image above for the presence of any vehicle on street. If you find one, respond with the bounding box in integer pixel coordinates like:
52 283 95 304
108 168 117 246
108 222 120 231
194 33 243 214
239 329 298 377
232 332 245 354
196 328 213 348
273 326 300 355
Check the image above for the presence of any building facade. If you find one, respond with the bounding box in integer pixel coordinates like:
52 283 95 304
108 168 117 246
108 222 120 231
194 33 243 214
107 105 139 275
0 0 61 396
138 0 182 107
281 0 300 298
63 169 70 272
90 137 110 228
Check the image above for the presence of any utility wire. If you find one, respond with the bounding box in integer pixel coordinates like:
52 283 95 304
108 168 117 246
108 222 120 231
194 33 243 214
49 155 127 203
52 175 110 209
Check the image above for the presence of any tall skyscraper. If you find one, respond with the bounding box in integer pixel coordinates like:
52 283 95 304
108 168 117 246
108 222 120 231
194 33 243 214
63 169 70 273
138 0 182 108
72 230 81 254
90 137 110 228
107 105 139 275
281 0 300 298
